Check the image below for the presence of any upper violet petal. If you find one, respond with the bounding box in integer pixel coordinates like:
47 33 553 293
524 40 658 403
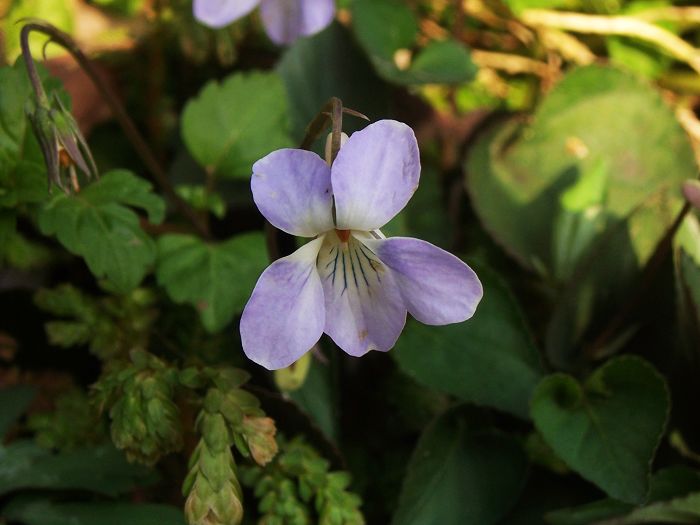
252 148 334 237
317 233 407 356
193 0 260 28
363 237 483 325
259 0 335 45
240 237 326 370
332 120 420 231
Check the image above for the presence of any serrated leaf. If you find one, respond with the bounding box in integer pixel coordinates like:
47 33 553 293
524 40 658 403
2 499 185 525
156 232 268 332
394 264 544 418
0 441 156 496
181 71 292 179
392 408 528 525
531 356 669 504
38 170 165 292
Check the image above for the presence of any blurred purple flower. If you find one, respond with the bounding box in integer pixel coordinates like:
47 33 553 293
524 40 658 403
193 0 335 45
240 120 483 370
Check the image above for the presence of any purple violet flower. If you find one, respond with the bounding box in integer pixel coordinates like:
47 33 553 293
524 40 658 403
240 120 484 370
193 0 335 45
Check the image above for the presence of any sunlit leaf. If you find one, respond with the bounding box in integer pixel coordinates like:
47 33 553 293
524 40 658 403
181 71 292 179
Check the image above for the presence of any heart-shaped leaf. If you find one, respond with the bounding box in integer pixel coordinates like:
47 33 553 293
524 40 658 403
531 356 669 503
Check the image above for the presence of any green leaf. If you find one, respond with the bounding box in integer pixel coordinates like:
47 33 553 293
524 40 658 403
181 71 292 179
466 66 694 275
3 0 74 62
351 0 475 85
531 356 670 504
288 358 339 441
0 442 156 496
0 385 36 438
394 264 544 418
407 40 477 84
38 170 165 292
2 499 185 525
547 466 700 525
278 22 389 141
156 232 268 332
392 408 528 525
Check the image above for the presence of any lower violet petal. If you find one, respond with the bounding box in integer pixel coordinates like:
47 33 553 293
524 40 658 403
363 237 483 325
259 0 335 45
240 237 325 370
318 233 407 357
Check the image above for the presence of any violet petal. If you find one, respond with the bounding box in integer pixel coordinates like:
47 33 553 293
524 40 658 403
364 236 483 324
332 120 420 231
240 237 326 369
252 148 334 237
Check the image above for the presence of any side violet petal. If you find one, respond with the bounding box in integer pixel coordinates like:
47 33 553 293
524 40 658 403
193 0 260 28
252 149 334 237
332 120 420 231
363 237 483 325
240 237 326 370
259 0 336 45
317 233 407 357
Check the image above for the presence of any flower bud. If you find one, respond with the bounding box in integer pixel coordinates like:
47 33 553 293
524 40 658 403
26 92 97 191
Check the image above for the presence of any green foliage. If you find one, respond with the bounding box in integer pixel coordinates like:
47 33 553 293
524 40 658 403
3 499 186 525
531 356 670 503
28 388 106 450
466 66 694 276
393 265 544 418
351 0 476 85
5 3 700 525
241 436 364 525
38 170 165 292
183 367 277 525
546 467 700 524
156 232 268 333
34 284 156 359
391 408 527 525
95 350 183 466
0 441 155 496
181 71 292 179
0 385 36 438
277 23 389 140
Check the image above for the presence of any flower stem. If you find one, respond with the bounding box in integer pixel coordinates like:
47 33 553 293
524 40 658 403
19 21 210 238
586 202 691 359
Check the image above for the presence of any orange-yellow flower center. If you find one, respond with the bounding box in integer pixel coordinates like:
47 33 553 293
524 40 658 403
335 229 351 243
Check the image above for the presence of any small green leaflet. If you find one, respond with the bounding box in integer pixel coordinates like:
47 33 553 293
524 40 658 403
156 232 268 333
38 170 165 292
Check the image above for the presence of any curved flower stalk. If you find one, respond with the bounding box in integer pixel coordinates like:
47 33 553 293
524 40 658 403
241 120 483 370
193 0 335 45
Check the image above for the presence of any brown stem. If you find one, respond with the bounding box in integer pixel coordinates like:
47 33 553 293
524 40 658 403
20 21 210 238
